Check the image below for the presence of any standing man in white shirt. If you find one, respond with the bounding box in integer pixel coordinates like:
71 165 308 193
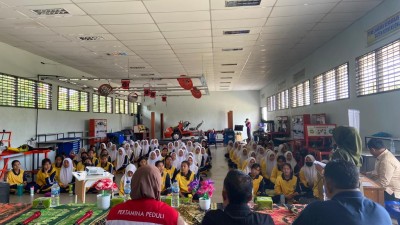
367 138 400 201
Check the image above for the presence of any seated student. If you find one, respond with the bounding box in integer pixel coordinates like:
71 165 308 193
52 155 64 180
147 151 158 166
131 142 142 164
199 147 212 173
164 155 178 181
284 151 300 175
175 161 195 197
6 160 28 193
299 155 319 198
137 156 148 168
201 139 211 159
76 152 89 171
187 156 199 176
74 147 86 165
225 140 234 159
108 144 118 163
88 145 97 158
100 149 112 163
119 164 137 196
114 147 129 173
36 158 57 193
293 160 391 225
161 147 169 159
97 154 114 173
270 155 286 184
59 158 75 193
88 149 99 166
261 151 276 179
273 163 299 203
239 148 250 170
156 160 172 195
201 170 274 225
249 163 266 197
242 157 256 174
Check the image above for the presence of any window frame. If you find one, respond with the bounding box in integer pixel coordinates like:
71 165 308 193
93 93 113 114
290 80 311 108
57 86 89 112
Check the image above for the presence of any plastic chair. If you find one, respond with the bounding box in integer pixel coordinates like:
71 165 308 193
385 201 400 224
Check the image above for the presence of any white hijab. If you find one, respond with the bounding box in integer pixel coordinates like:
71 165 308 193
302 155 318 187
109 144 118 162
141 140 150 155
116 147 127 170
125 143 133 159
60 158 73 185
122 164 137 185
132 142 142 159
201 147 208 166
106 142 113 152
226 141 234 153
173 141 180 152
171 152 180 169
154 149 162 161
256 146 266 163
194 146 202 166
177 149 186 166
167 142 174 152
284 151 297 170
187 156 198 174
266 151 276 177
243 157 256 175
147 151 158 166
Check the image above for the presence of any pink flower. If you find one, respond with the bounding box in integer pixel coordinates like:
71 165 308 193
94 179 117 191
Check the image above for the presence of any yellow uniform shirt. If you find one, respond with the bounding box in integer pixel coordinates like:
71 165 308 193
274 175 298 196
270 166 283 184
76 162 85 171
164 166 176 180
97 162 114 173
52 164 62 184
161 172 168 192
260 160 269 179
91 157 99 166
7 169 26 186
299 169 309 188
252 175 263 196
175 172 195 194
36 168 57 191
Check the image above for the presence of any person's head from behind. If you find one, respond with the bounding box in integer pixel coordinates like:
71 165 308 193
324 160 359 199
367 138 386 157
100 154 108 164
131 165 161 200
223 170 253 206
155 160 164 174
250 163 261 177
277 155 286 170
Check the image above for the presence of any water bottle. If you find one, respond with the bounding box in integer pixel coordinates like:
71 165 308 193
51 182 60 207
124 180 131 201
171 182 180 208
280 194 285 205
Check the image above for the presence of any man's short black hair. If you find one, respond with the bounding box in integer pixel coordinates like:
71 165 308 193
223 170 253 204
251 163 261 170
155 160 164 167
324 160 359 189
11 160 20 167
367 138 386 150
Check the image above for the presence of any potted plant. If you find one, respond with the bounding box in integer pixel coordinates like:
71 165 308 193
188 179 215 210
93 178 118 210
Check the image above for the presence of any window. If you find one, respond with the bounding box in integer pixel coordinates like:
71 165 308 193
291 80 310 108
267 95 276 112
93 94 113 114
313 63 349 103
261 106 267 121
129 102 138 115
357 40 400 96
277 90 289 110
115 98 127 114
0 73 51 109
57 86 89 112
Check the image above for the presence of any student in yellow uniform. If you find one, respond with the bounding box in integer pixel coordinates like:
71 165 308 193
274 163 300 203
76 152 89 171
156 160 172 195
58 158 75 193
100 149 112 163
36 158 57 193
6 160 28 193
164 155 178 180
88 149 99 166
249 163 266 196
270 155 286 184
299 155 319 198
119 164 136 196
52 155 64 182
97 154 114 173
175 161 195 197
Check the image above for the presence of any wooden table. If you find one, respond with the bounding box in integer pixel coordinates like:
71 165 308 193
72 171 114 203
360 175 385 206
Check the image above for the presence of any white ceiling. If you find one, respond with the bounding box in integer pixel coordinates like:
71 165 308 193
0 0 383 92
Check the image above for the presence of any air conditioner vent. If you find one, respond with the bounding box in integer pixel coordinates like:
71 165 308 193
31 8 69 16
225 0 261 7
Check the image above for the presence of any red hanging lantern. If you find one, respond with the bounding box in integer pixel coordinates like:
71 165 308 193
121 79 130 89
177 75 193 90
98 84 113 96
150 91 156 98
144 89 150 96
161 95 167 102
191 87 202 99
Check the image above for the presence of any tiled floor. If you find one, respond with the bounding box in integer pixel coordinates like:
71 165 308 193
9 144 229 204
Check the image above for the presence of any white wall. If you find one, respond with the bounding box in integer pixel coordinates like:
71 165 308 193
260 0 400 141
141 91 260 140
0 41 133 171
